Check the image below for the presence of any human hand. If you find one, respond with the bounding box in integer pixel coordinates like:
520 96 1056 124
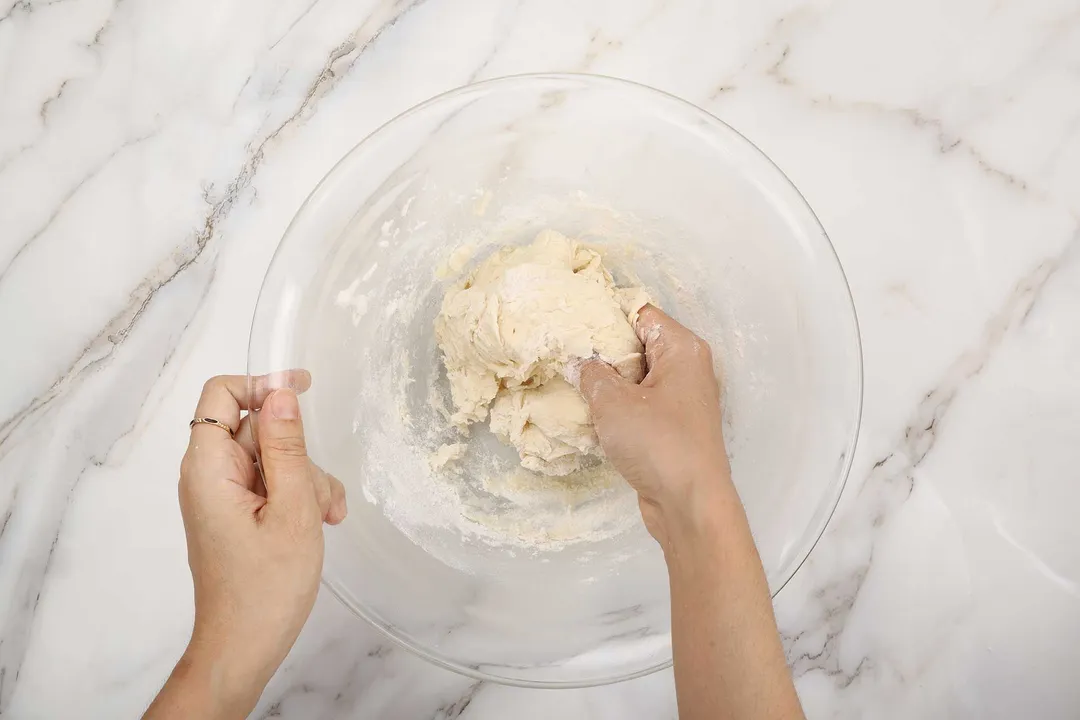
580 313 804 720
578 306 732 549
147 372 346 719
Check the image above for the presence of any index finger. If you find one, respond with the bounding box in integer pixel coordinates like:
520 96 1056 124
191 370 312 441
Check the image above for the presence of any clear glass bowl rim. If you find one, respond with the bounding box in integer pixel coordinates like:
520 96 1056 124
248 71 865 689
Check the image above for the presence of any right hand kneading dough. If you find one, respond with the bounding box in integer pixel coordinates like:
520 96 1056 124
435 230 650 476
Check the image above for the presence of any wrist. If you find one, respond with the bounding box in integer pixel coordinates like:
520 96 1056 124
649 470 747 559
174 635 270 719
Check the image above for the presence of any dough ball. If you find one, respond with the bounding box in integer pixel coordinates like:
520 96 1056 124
434 229 649 475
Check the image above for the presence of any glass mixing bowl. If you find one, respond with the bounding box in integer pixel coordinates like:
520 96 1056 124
248 73 862 687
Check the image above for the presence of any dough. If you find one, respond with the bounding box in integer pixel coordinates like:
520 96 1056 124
428 442 467 472
434 229 649 475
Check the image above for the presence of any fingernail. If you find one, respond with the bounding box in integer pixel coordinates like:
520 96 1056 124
269 389 300 419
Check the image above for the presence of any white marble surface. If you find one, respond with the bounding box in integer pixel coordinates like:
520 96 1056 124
2 0 1079 717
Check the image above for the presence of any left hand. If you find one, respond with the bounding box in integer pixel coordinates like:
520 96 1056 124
145 372 346 719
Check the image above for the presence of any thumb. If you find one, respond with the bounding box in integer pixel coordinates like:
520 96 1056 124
577 359 632 412
258 389 316 512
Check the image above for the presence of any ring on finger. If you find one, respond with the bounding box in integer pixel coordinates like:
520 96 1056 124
189 417 236 436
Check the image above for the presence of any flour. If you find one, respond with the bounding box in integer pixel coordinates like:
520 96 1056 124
335 278 370 325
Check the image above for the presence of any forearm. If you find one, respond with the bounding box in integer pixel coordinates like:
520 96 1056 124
143 644 265 720
662 479 804 720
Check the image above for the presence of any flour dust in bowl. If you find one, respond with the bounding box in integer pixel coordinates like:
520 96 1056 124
247 74 862 687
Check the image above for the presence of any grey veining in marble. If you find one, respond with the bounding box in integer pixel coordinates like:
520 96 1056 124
1 0 1079 717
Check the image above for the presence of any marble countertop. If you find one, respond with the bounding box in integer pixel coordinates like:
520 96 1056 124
2 0 1079 717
